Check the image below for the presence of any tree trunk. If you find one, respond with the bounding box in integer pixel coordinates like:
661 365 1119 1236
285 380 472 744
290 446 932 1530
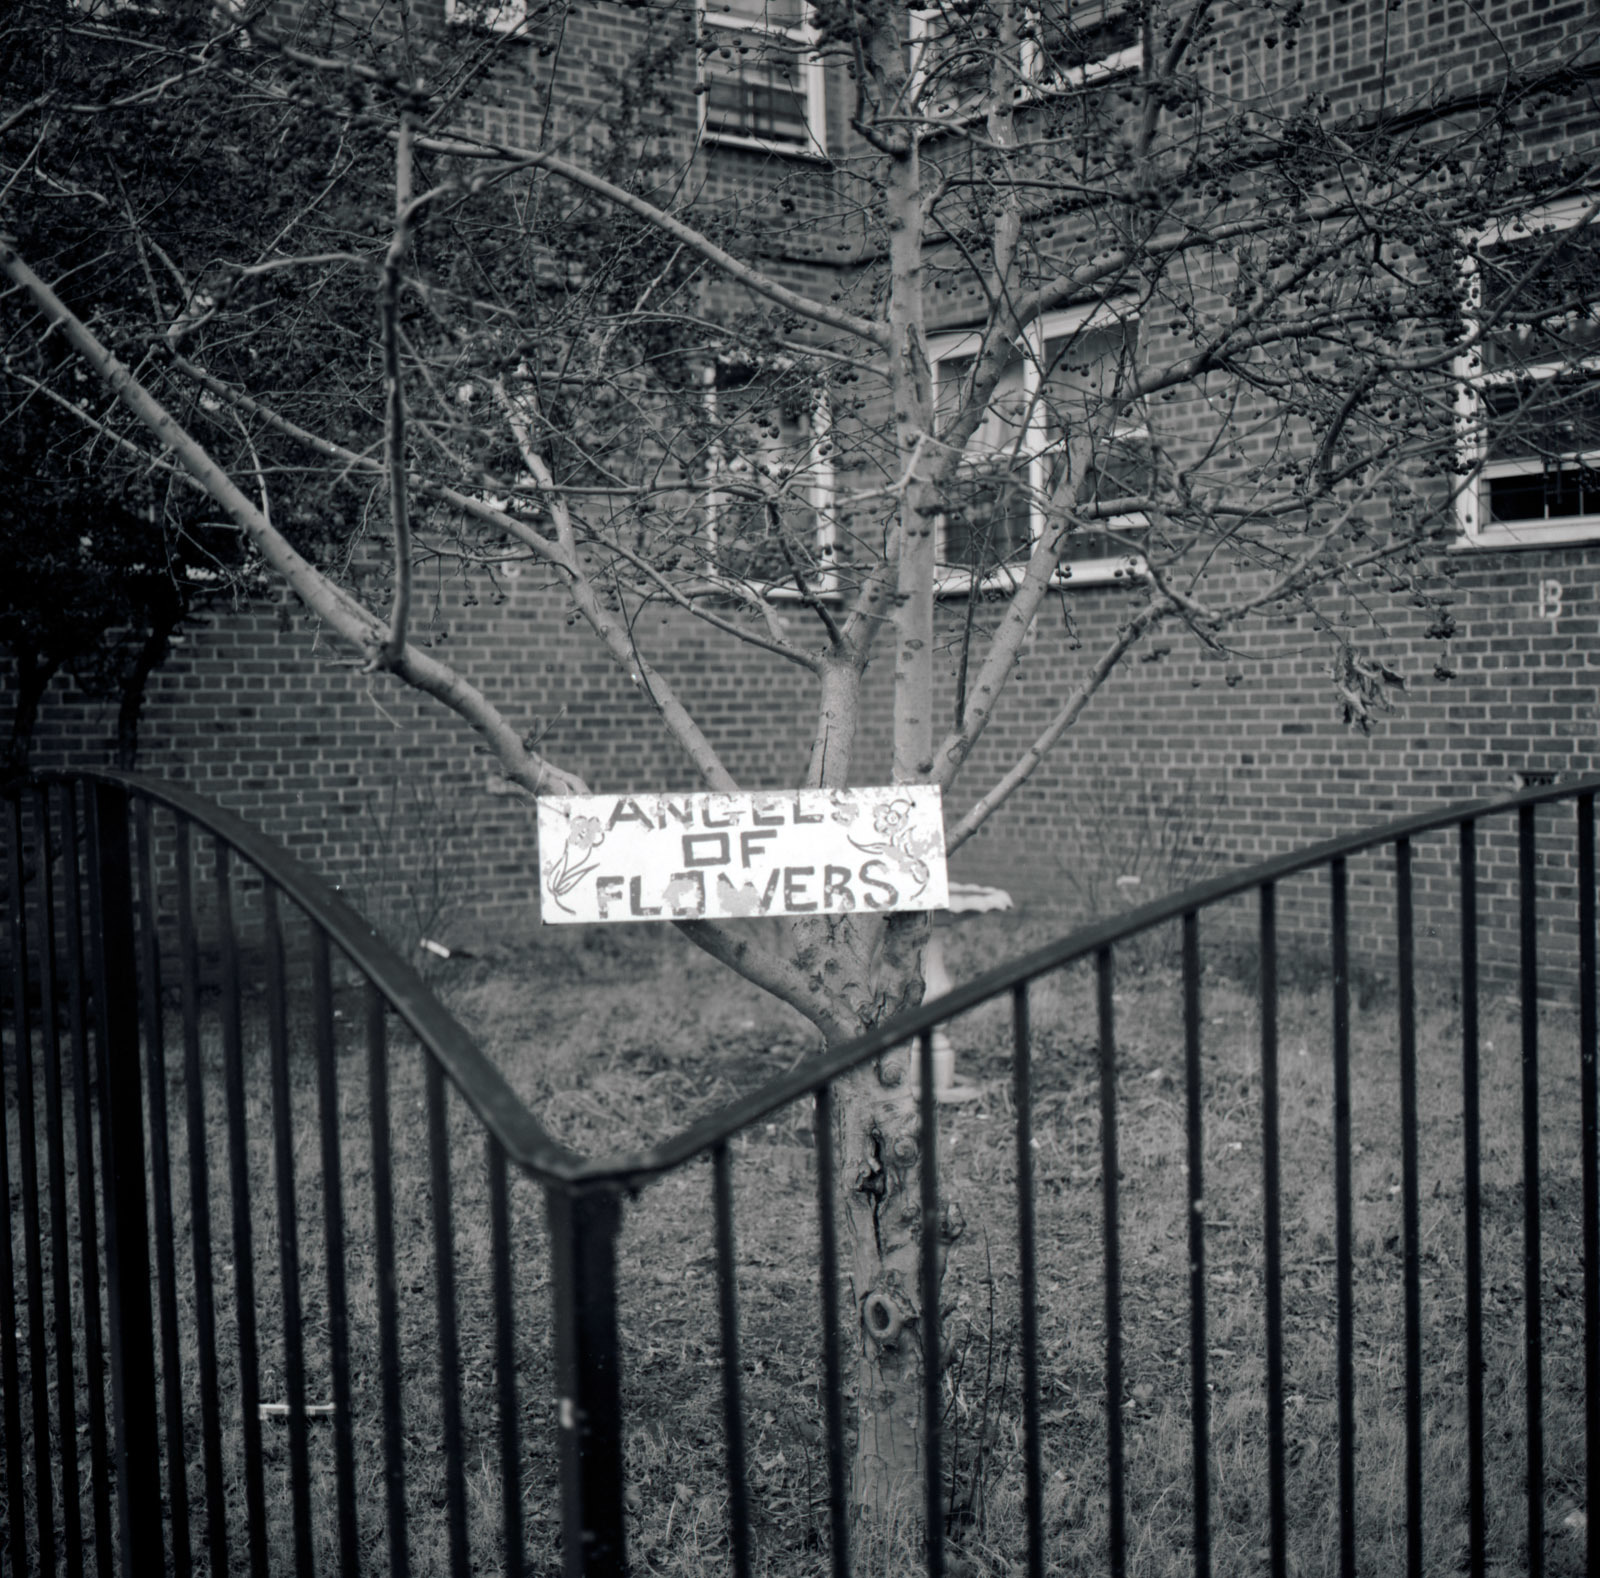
838 1057 930 1528
3 649 63 780
811 914 953 1543
115 596 182 770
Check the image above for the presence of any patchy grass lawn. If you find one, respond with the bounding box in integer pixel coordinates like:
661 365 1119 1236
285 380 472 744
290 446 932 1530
6 907 1593 1576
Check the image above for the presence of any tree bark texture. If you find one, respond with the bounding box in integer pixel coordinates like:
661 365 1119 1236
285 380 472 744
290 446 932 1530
808 912 958 1534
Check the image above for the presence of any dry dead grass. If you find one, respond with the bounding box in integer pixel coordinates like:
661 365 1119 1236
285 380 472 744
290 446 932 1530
4 907 1593 1576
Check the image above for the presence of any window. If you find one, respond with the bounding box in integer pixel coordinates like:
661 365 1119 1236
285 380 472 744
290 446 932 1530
700 0 826 156
1026 0 1141 85
929 306 1152 588
909 0 1139 123
1457 197 1600 547
703 361 836 590
444 0 527 31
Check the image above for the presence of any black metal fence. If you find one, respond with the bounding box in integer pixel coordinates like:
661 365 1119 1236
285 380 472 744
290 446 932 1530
1 769 1597 1577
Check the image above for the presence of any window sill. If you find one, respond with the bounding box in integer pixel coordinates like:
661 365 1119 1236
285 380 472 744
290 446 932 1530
687 560 1144 606
934 556 1145 596
701 128 829 160
1026 46 1143 95
683 573 845 605
1452 522 1600 552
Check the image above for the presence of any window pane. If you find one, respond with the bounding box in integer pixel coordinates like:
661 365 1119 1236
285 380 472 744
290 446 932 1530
707 364 822 580
1484 378 1600 462
707 0 807 29
1487 468 1600 523
913 5 1000 114
1040 320 1149 558
1042 322 1137 413
939 476 1032 569
704 35 809 142
933 351 972 434
935 345 1031 568
936 347 1031 447
1077 432 1153 507
1480 223 1600 371
709 493 822 580
933 318 1148 571
1031 1 1138 74
1487 472 1551 521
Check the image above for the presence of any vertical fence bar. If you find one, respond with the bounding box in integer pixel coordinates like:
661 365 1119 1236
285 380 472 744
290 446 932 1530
1395 838 1423 1578
1517 803 1544 1578
917 1025 945 1578
134 800 192 1578
33 787 85 1578
311 926 361 1577
1097 947 1126 1578
1459 819 1486 1578
425 1053 472 1578
487 1136 525 1578
1579 793 1598 1578
174 815 229 1578
86 780 164 1573
60 785 114 1578
811 1083 850 1578
8 794 58 1578
1258 883 1287 1578
1329 856 1356 1578
712 1139 753 1578
367 983 410 1578
264 883 316 1574
216 840 269 1578
548 1182 628 1578
1182 912 1210 1578
1011 982 1044 1578
1 796 30 1577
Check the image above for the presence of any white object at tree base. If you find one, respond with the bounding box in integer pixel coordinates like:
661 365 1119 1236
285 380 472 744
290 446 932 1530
911 883 1014 1101
537 786 948 924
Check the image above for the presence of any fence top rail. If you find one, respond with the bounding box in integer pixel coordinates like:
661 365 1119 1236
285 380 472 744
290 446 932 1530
26 769 587 1183
28 769 1600 1192
576 773 1600 1188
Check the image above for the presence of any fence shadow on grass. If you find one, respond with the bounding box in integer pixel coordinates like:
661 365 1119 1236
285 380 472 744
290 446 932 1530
2 768 1597 1578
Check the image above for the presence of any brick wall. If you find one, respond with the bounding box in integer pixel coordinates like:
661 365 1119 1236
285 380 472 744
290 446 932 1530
13 0 1599 993
20 535 1597 991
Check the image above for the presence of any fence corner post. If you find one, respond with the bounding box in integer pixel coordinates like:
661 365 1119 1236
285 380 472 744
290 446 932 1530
87 780 164 1573
548 1181 628 1578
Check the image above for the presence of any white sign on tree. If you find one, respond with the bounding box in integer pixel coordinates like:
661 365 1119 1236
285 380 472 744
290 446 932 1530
537 786 949 924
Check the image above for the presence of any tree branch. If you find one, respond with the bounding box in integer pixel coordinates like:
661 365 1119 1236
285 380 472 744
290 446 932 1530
408 131 891 351
0 238 587 796
673 917 832 1027
377 108 415 669
945 594 1175 852
489 380 741 792
168 352 581 569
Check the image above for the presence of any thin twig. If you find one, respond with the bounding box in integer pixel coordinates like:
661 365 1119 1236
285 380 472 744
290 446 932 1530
376 108 415 669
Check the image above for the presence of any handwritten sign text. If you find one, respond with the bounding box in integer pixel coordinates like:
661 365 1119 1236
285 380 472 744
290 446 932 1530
537 787 948 924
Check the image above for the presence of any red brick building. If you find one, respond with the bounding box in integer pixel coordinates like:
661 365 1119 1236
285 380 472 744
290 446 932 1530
13 0 1600 983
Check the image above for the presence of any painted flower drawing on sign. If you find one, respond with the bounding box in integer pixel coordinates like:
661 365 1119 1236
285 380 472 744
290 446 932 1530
849 796 940 899
543 814 605 915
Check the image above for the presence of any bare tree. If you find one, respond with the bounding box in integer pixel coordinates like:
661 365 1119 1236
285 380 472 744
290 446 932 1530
4 0 1598 1528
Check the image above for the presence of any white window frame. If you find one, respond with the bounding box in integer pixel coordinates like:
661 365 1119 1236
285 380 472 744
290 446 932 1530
68 0 163 16
927 302 1149 595
444 0 528 32
699 0 828 159
702 361 838 598
1455 195 1600 550
908 2 1140 126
